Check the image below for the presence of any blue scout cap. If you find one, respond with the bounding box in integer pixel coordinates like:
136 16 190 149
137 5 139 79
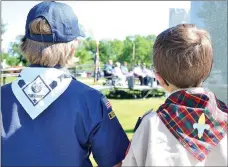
25 1 85 43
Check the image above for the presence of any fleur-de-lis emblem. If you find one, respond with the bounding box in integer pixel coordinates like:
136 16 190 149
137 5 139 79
193 113 210 139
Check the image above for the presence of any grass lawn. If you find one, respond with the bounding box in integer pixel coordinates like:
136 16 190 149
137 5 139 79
1 76 17 85
110 98 164 138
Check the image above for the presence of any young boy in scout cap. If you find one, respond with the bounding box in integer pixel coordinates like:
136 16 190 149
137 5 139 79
1 1 129 166
123 24 227 166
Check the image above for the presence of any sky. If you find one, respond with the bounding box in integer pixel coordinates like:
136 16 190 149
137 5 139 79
1 1 190 51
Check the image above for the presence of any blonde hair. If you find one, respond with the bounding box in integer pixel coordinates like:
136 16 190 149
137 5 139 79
20 18 78 67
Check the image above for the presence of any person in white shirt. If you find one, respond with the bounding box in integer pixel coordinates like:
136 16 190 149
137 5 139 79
133 63 145 85
142 63 154 86
113 62 126 85
123 24 227 166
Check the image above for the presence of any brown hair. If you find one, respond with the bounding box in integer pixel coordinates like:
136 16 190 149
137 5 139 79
20 18 77 67
153 24 213 88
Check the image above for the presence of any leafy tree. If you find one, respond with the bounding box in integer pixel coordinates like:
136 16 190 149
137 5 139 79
1 22 19 67
110 39 124 62
121 36 136 64
5 56 18 66
75 38 96 64
3 31 157 68
134 35 152 64
8 35 28 66
84 38 97 53
77 35 156 67
146 34 157 65
75 47 93 64
121 35 155 67
99 40 116 63
1 53 9 60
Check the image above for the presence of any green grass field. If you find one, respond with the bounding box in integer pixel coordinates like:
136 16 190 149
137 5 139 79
2 76 165 166
90 98 165 166
110 98 164 138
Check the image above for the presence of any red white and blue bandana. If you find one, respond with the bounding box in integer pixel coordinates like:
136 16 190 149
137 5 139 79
157 88 228 161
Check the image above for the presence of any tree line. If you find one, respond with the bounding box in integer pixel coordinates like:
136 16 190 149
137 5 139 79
1 23 157 68
1 1 226 73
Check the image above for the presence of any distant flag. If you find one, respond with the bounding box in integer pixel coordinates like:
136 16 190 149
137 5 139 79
102 96 112 109
94 41 100 82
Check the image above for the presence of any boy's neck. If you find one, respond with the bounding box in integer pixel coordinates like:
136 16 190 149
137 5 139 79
165 83 203 94
165 84 179 93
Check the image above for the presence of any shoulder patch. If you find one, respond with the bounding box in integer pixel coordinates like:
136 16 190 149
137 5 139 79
108 110 116 120
101 96 116 119
134 109 153 132
101 96 112 110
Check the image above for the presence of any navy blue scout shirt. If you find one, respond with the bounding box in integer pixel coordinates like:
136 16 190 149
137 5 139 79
1 68 129 166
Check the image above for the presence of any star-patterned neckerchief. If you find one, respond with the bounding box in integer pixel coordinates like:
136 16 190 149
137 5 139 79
157 87 228 161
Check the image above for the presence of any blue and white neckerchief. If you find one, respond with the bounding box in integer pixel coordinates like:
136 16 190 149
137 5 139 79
11 67 72 119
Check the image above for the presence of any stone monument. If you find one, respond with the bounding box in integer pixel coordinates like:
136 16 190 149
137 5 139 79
189 1 227 104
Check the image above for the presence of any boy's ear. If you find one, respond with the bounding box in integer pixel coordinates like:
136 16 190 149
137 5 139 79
154 72 166 87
